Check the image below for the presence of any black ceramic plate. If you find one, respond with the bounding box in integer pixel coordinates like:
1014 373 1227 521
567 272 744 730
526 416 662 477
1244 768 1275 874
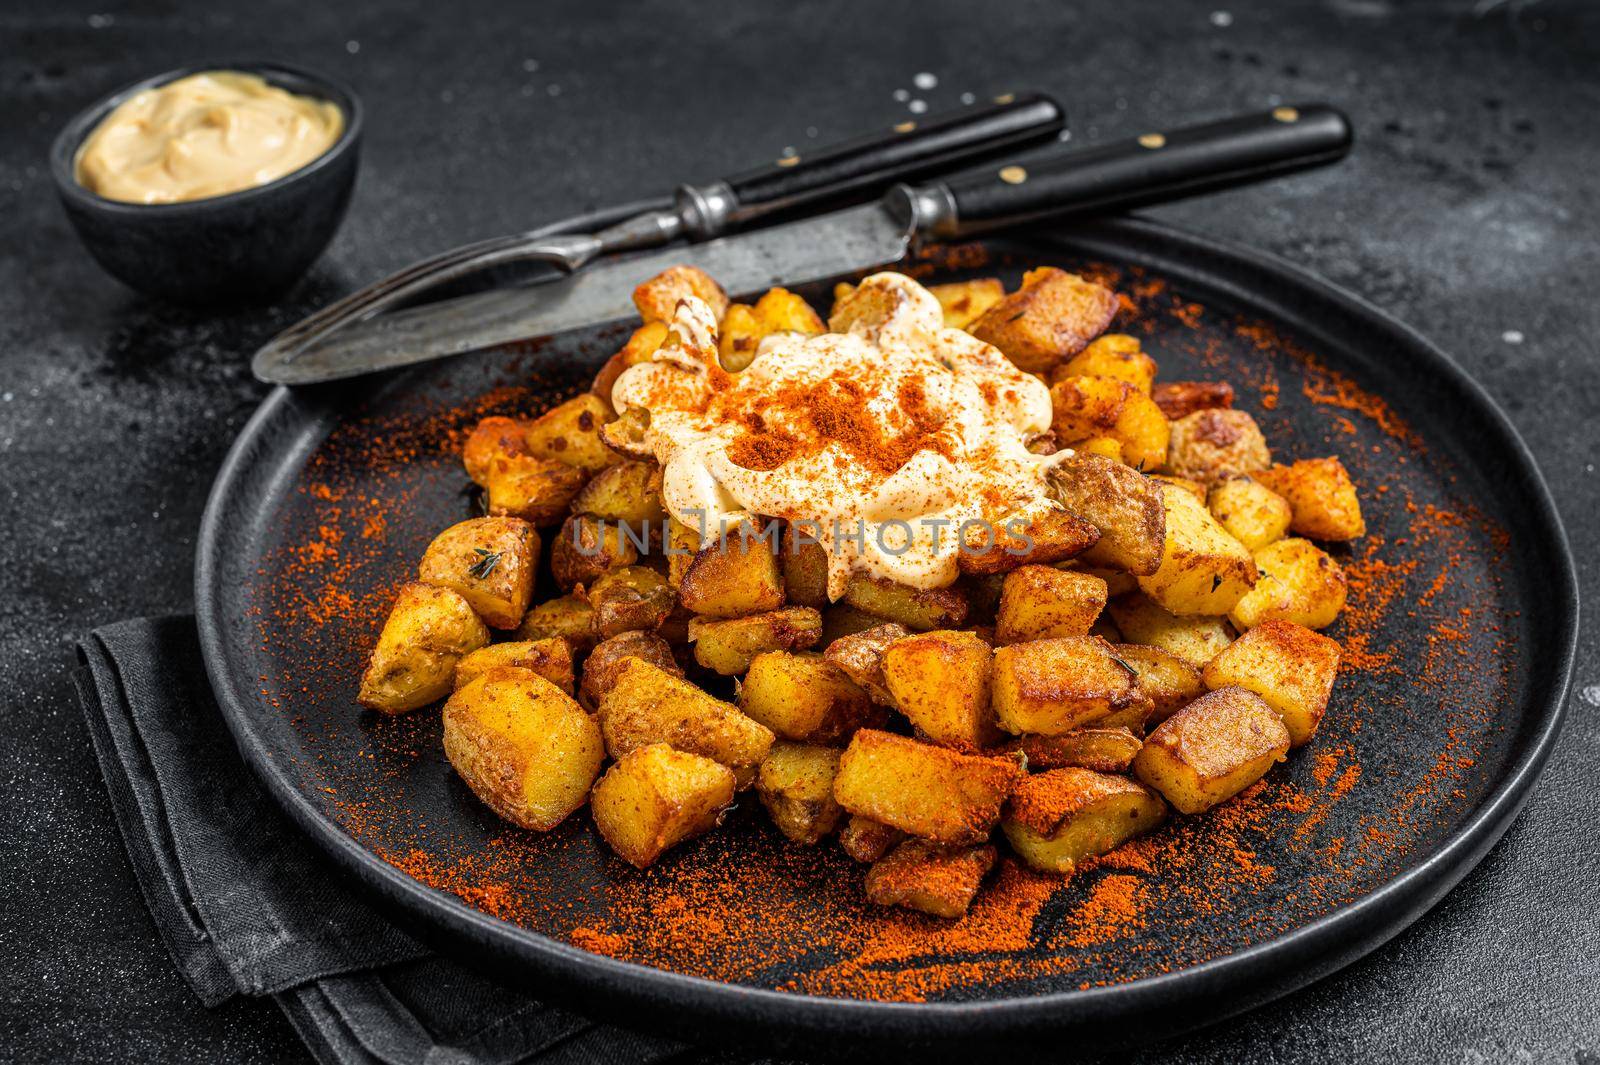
195 218 1577 1061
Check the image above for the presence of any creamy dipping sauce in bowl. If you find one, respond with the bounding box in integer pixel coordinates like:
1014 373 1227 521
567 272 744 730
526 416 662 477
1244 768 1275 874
74 70 344 205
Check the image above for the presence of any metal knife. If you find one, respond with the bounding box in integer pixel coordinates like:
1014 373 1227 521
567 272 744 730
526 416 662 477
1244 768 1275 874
256 104 1351 386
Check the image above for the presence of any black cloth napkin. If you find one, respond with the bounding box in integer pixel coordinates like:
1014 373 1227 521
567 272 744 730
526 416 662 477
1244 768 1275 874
75 616 766 1065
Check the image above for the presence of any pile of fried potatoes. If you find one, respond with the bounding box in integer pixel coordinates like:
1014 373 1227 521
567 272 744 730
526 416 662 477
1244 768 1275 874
358 263 1362 919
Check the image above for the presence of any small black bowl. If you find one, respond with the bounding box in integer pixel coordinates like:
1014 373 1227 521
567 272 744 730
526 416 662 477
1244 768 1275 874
50 61 363 306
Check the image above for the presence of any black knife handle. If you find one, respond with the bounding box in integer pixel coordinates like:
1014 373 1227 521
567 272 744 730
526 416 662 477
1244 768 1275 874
911 103 1351 238
701 92 1064 233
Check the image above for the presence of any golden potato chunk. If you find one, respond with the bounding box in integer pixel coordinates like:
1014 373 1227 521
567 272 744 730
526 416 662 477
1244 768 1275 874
442 667 603 830
1165 409 1271 486
591 743 734 868
676 519 786 618
865 840 997 919
1002 768 1167 874
597 406 653 460
632 264 729 324
1149 473 1206 502
1074 434 1124 462
1107 593 1235 669
1208 475 1292 550
739 651 885 744
719 287 826 371
1056 334 1157 393
1229 538 1348 631
417 517 540 630
839 815 905 863
968 267 1119 374
955 506 1100 576
992 636 1146 736
570 460 666 525
454 638 575 696
1203 619 1341 746
756 742 844 844
586 565 676 639
463 416 530 486
927 277 1005 330
882 630 998 751
598 659 774 786
1132 687 1289 814
822 603 898 645
515 594 596 653
359 583 490 714
1112 642 1204 721
688 607 822 676
821 622 909 707
1253 457 1366 541
995 565 1108 644
1005 727 1144 772
843 575 968 631
1136 485 1257 616
523 394 619 473
1050 375 1171 471
1045 453 1166 576
591 321 668 401
776 527 830 609
579 629 682 711
833 729 1022 845
483 453 589 527
1152 380 1234 421
550 513 640 591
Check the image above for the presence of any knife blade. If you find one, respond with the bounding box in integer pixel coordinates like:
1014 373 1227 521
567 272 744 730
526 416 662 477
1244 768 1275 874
257 104 1352 386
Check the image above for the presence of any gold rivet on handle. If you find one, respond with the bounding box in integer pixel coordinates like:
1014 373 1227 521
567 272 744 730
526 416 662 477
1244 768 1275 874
1272 106 1301 122
1138 132 1167 149
999 165 1028 184
994 92 1016 104
894 121 916 133
776 154 801 167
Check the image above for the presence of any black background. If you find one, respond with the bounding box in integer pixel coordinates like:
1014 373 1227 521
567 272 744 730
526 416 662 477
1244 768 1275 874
1 1 1596 1061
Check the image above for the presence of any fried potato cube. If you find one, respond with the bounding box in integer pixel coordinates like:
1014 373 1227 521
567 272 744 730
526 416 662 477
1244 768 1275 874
865 840 997 919
359 583 490 713
1150 473 1206 502
550 513 640 591
757 742 845 844
779 524 831 608
1132 686 1289 814
955 506 1100 576
1229 538 1348 631
592 321 668 400
1253 457 1366 541
417 517 540 630
570 460 667 525
523 394 619 474
843 575 969 631
881 630 998 750
1152 380 1234 421
717 303 767 372
688 607 822 676
676 519 786 618
719 287 826 372
442 667 603 830
463 416 530 486
1050 376 1171 471
822 622 909 707
833 729 1023 844
516 594 597 653
454 638 575 696
1002 768 1167 874
1203 619 1341 746
995 565 1108 644
586 565 676 639
1008 726 1144 772
1208 475 1291 550
1056 334 1157 393
839 814 905 863
929 278 1005 330
1074 435 1124 462
751 286 826 334
1106 592 1234 668
598 406 653 460
1166 409 1271 486
1045 453 1166 576
579 629 682 710
632 265 729 324
968 267 1119 374
1112 642 1204 721
821 603 896 645
1136 486 1257 616
739 651 885 743
598 659 774 786
483 454 589 527
992 636 1146 736
591 744 735 868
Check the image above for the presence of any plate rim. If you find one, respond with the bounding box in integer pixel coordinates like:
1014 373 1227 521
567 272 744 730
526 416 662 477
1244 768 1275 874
194 215 1579 1052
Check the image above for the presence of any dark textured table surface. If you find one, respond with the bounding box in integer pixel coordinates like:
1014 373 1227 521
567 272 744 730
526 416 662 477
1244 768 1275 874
2 1 1596 1062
